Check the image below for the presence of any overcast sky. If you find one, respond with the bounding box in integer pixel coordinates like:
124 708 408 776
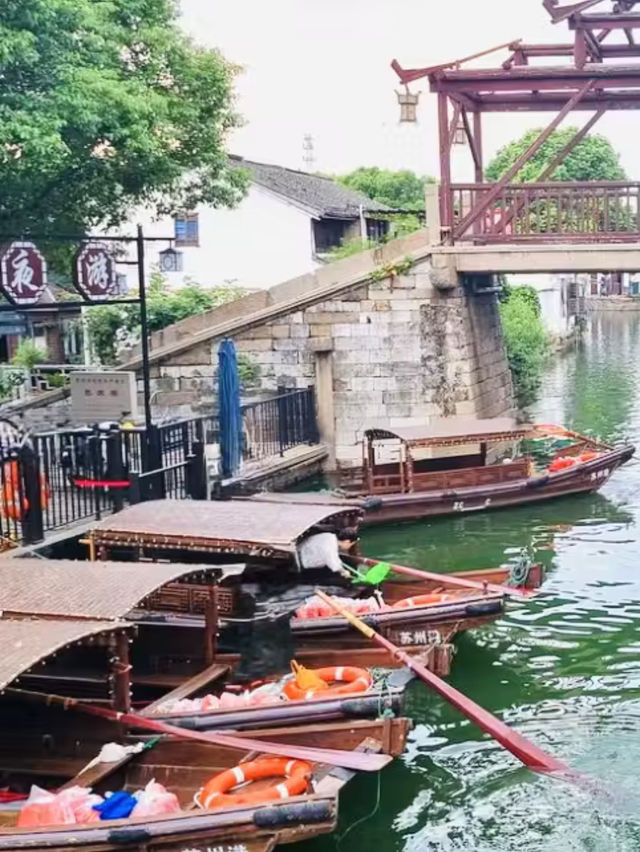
179 0 638 179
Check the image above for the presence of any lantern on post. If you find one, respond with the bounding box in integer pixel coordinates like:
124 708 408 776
396 86 421 122
158 247 183 274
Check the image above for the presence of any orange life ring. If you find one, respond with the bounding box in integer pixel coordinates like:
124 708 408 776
392 593 452 610
1 462 27 520
0 462 49 519
195 758 311 809
283 666 372 701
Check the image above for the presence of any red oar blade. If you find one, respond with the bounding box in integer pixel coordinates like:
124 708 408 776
314 589 570 777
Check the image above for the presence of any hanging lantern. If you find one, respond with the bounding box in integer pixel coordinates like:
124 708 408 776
453 116 466 145
159 247 184 273
396 86 420 123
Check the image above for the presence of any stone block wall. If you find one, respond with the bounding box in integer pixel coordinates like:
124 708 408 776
158 254 514 468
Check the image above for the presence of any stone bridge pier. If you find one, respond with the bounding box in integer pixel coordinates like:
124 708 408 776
220 254 513 469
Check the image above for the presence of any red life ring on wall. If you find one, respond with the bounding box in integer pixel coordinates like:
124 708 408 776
195 758 311 809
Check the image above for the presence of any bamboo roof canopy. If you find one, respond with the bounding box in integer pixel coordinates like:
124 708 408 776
0 559 242 621
89 499 362 555
0 617 131 693
365 418 530 448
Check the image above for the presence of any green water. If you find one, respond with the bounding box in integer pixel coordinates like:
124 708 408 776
294 313 640 852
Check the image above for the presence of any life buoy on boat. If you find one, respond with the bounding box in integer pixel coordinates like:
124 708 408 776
391 593 452 610
195 758 311 809
283 666 372 701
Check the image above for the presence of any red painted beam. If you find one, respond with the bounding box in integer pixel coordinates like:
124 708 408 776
453 79 595 239
570 12 640 28
543 0 603 23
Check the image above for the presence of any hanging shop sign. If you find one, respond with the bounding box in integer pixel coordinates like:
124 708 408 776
73 242 117 301
0 242 48 306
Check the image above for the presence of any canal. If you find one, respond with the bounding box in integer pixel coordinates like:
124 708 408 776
295 312 640 851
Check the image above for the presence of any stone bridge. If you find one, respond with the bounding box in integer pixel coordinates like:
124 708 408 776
120 230 515 469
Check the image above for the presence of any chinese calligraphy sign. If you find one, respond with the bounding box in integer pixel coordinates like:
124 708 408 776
74 242 116 301
0 242 48 306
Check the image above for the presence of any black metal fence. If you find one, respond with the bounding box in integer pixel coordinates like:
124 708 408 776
242 387 318 463
0 416 214 546
0 387 318 548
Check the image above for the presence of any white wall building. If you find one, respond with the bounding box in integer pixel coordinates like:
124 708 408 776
117 157 390 292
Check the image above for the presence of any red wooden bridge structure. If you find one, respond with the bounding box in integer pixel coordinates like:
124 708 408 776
393 1 640 248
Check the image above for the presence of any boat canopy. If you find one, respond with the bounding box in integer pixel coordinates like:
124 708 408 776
365 417 531 449
0 559 243 621
0 616 131 693
89 499 362 558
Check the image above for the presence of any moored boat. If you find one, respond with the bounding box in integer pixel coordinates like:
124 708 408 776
332 417 635 524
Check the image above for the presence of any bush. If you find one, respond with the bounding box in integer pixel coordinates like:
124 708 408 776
87 273 247 365
499 284 549 407
11 340 48 370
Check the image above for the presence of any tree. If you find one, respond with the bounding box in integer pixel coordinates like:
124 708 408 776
337 167 434 210
486 128 626 183
0 0 247 236
499 283 549 407
87 273 246 364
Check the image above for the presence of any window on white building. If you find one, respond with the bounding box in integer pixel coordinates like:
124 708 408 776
174 212 199 247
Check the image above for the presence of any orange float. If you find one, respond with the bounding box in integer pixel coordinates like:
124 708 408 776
283 666 372 701
195 757 311 809
1 461 49 519
391 593 452 610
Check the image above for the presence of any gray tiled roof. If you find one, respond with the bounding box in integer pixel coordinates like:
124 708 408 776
231 156 391 218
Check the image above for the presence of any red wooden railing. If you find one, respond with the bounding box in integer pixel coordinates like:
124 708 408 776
449 181 640 243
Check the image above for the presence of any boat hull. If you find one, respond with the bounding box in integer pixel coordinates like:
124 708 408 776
359 445 635 525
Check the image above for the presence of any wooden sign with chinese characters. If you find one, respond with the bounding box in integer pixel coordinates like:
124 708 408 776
73 242 117 301
0 241 48 305
70 371 138 424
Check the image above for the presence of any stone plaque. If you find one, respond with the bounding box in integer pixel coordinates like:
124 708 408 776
70 371 138 423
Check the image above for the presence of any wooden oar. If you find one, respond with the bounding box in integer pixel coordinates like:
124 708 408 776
352 555 534 599
314 590 570 775
7 688 391 773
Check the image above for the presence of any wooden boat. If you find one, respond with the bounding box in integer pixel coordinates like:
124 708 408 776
0 606 410 850
0 703 409 852
0 559 409 730
83 501 539 672
330 418 635 524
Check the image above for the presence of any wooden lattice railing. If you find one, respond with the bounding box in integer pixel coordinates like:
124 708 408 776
449 181 640 243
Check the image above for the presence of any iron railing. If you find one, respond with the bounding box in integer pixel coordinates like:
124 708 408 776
242 387 318 464
449 181 640 243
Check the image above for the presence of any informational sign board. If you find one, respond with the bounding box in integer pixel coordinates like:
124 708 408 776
73 243 117 301
0 241 48 306
70 372 138 424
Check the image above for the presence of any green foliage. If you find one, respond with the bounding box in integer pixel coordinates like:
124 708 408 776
87 273 247 364
46 371 69 388
337 167 434 210
486 128 626 183
237 352 260 386
326 238 379 262
11 339 48 369
370 255 414 284
499 284 549 407
0 0 247 236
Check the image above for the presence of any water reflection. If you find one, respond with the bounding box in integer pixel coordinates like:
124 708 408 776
293 314 640 852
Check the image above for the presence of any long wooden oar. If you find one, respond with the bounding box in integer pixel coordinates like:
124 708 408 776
352 555 534 600
314 590 570 775
7 688 390 773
